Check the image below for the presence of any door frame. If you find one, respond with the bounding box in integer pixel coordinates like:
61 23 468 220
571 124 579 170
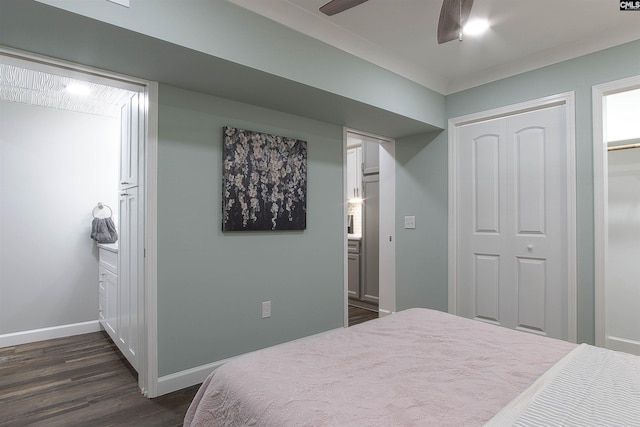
593 75 640 348
343 128 396 326
0 46 160 397
447 92 577 342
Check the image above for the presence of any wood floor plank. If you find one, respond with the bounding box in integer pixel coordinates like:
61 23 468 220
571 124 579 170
0 331 198 427
348 304 378 326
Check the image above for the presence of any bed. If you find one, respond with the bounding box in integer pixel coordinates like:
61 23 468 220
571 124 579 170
184 308 640 426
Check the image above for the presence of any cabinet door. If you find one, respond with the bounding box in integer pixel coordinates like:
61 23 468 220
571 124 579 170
100 265 118 340
118 186 139 370
119 92 140 190
348 253 360 299
346 147 362 200
362 140 379 175
362 175 379 303
98 266 106 325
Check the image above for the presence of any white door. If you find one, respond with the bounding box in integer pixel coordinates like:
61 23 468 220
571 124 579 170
456 105 569 339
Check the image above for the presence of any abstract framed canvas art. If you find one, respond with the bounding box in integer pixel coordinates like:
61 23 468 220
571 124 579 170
222 126 307 231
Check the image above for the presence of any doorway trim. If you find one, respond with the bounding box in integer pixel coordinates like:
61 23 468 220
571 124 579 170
448 92 577 342
343 128 396 327
0 46 160 397
593 75 640 348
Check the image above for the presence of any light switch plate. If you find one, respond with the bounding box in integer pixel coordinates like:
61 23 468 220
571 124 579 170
404 216 416 229
262 301 271 318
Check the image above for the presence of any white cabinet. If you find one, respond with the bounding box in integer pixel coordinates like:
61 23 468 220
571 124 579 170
100 90 142 372
346 146 362 200
119 92 140 190
98 242 137 370
97 161 140 371
98 246 118 340
97 91 141 372
117 186 139 370
362 140 379 175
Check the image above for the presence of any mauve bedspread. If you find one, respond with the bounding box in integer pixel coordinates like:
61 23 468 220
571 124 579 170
184 308 576 426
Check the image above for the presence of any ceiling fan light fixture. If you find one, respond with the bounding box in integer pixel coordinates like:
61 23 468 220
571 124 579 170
319 0 368 16
463 19 489 37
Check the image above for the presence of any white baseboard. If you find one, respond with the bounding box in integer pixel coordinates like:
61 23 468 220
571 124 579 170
606 336 640 356
154 328 340 396
156 356 236 397
0 320 101 348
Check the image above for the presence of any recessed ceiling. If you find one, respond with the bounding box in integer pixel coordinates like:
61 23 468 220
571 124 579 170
228 0 640 94
0 62 132 117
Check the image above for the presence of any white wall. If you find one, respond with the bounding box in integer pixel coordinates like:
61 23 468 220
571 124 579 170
0 101 119 335
605 88 640 142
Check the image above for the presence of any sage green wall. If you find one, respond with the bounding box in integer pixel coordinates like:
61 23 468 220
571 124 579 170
395 131 447 311
395 39 640 345
157 85 344 375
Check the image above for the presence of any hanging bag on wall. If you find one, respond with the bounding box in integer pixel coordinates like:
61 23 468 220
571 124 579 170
90 203 118 244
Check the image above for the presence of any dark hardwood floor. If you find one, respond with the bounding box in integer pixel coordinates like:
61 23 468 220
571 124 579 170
348 304 378 326
1 308 376 426
0 331 199 427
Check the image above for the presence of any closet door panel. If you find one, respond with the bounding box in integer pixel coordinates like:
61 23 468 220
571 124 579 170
456 105 569 340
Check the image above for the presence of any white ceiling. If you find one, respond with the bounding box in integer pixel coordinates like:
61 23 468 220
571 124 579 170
0 62 132 117
229 0 640 95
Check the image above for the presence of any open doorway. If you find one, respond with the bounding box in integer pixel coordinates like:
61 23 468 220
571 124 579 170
344 129 395 327
593 77 640 356
0 47 157 394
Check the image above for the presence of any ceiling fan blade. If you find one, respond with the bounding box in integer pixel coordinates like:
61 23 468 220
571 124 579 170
319 0 368 16
437 0 474 44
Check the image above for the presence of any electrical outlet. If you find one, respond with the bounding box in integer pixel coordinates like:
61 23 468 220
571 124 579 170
404 215 416 229
262 301 271 318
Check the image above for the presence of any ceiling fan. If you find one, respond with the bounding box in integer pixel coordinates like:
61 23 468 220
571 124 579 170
319 0 474 44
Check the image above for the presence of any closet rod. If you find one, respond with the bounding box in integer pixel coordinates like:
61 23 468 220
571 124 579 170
608 143 640 152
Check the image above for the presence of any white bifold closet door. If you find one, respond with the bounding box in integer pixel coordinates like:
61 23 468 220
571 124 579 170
455 105 569 340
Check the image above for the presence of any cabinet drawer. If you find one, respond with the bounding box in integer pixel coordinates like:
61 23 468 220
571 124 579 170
348 240 360 254
99 248 118 273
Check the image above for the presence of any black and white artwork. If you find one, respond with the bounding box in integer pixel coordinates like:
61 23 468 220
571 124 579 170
222 126 307 231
